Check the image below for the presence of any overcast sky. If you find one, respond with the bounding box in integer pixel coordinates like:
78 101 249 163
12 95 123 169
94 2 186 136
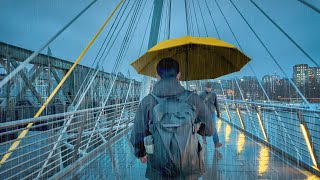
0 0 319 81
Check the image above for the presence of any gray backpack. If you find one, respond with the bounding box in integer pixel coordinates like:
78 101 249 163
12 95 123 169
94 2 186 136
148 91 204 177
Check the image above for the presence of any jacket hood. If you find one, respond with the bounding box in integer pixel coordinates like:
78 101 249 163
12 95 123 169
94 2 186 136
152 78 185 97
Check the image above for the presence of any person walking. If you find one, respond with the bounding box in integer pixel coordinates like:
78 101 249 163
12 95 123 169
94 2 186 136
130 58 214 179
199 82 222 148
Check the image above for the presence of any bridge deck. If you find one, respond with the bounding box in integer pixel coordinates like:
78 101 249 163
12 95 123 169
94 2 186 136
77 119 317 179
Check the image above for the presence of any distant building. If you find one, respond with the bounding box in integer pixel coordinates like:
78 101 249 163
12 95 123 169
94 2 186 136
277 78 297 99
218 79 235 99
293 64 320 98
293 64 308 86
262 74 280 100
239 76 261 100
262 75 280 85
316 68 320 84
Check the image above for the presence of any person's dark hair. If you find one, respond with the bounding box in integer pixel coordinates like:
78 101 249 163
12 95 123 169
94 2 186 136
156 57 179 79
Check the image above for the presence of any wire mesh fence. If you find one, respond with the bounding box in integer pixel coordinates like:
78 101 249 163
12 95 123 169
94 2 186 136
219 99 320 173
0 100 139 179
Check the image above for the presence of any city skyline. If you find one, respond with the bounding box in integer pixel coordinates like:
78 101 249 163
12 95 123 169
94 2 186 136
211 63 320 102
217 63 320 82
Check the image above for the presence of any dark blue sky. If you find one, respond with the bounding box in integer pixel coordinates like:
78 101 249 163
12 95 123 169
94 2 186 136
0 0 319 81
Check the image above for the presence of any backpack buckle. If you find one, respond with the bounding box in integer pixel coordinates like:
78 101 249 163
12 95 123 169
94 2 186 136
192 124 195 134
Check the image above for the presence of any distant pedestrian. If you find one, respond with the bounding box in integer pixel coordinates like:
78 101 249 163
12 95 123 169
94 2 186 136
199 82 222 148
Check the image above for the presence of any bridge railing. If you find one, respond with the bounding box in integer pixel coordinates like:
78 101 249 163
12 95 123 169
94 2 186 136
0 100 139 179
219 99 320 174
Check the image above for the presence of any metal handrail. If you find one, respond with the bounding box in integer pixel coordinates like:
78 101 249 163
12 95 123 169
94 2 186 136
223 99 320 113
219 98 320 174
0 101 139 129
0 100 139 179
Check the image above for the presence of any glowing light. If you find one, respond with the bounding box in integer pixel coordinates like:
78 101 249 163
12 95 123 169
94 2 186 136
258 147 269 175
236 108 245 129
225 105 231 122
237 133 245 154
225 124 231 143
304 174 320 180
300 124 318 168
217 119 222 133
257 113 268 142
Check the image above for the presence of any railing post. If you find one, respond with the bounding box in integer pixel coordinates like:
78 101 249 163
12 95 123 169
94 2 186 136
297 110 318 168
114 80 133 135
107 99 120 140
5 58 11 121
72 110 87 162
236 104 245 129
224 105 231 122
58 146 64 171
255 106 268 142
219 82 232 122
84 80 132 152
36 114 77 178
234 79 259 135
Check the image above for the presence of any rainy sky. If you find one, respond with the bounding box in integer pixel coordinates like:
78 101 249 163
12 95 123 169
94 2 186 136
0 0 319 81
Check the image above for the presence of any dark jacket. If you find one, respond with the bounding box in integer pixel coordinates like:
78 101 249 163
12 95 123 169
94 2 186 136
199 91 220 114
130 78 214 179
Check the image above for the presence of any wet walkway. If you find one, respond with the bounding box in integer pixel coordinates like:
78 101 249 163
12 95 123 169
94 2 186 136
77 119 319 179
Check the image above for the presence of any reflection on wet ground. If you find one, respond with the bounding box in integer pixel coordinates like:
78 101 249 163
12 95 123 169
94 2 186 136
78 119 319 180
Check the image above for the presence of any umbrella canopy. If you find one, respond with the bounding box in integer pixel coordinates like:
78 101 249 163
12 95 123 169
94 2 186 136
131 36 251 81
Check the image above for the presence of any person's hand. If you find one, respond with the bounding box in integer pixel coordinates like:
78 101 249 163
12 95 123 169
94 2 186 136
217 112 221 118
140 155 148 163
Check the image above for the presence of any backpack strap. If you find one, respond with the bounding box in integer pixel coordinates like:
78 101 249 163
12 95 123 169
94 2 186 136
150 93 163 103
150 91 193 103
204 93 212 103
177 91 194 102
178 91 200 133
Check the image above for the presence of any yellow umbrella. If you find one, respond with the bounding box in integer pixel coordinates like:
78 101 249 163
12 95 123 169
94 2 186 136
131 36 251 81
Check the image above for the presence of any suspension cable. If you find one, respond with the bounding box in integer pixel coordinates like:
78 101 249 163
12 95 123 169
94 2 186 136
213 0 305 155
112 0 143 74
222 0 312 108
73 0 129 106
162 0 169 40
97 0 136 70
209 0 268 100
214 1 241 49
139 3 154 56
250 0 319 67
184 0 190 35
157 0 164 41
168 0 172 39
0 0 124 168
297 0 320 14
89 0 140 98
204 0 221 39
77 0 138 103
71 1 147 114
91 0 145 135
191 0 201 36
102 0 143 101
187 0 195 36
36 0 144 177
124 0 150 57
72 0 131 106
83 0 145 153
196 0 208 36
0 0 98 89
